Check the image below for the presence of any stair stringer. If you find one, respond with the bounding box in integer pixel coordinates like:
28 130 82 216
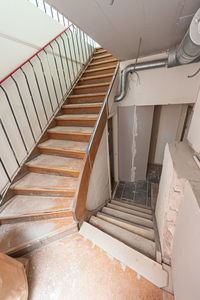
80 221 169 288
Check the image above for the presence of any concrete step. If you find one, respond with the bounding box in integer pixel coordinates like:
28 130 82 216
107 203 153 220
97 212 155 241
90 216 156 259
112 199 152 214
102 207 154 228
80 222 168 288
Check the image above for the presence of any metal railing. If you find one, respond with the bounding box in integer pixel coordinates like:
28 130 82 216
0 23 96 203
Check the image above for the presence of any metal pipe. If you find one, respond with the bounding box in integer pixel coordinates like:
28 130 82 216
176 8 200 65
115 59 167 102
115 8 200 102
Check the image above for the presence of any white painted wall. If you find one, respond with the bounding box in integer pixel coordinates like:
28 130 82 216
154 105 182 164
0 0 65 81
172 181 200 300
188 87 200 153
118 53 200 107
86 126 111 210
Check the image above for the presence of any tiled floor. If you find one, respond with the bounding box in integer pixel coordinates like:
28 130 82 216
114 180 151 206
115 164 162 207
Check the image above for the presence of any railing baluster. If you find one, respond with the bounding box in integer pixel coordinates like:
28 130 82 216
60 35 72 88
0 119 20 167
64 32 75 82
43 49 59 107
0 85 28 154
69 27 79 73
74 26 82 67
49 44 64 98
28 61 49 122
43 0 46 13
11 74 37 142
20 67 43 133
0 158 11 183
36 54 54 113
55 40 68 91
79 28 85 64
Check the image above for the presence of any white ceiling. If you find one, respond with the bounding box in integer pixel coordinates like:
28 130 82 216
46 0 200 61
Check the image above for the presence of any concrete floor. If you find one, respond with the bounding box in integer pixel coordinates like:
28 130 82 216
24 233 173 300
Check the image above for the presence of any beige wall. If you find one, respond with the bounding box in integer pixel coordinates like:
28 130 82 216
86 126 111 210
0 0 65 81
172 181 200 300
188 87 200 153
118 53 200 107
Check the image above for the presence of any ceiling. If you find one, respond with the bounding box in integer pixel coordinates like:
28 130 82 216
46 0 200 61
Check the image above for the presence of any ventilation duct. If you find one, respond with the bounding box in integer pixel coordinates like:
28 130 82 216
115 8 200 102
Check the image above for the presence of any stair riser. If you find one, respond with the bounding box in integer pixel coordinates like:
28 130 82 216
78 76 112 85
87 60 117 70
38 147 86 159
7 224 78 258
0 210 73 225
73 85 109 94
111 200 152 215
56 119 97 127
68 94 105 104
48 132 92 142
83 67 116 76
11 188 76 197
62 107 101 114
27 165 80 177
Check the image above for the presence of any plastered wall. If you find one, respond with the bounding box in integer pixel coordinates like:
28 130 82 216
0 0 65 81
86 126 111 211
188 87 200 153
117 52 200 181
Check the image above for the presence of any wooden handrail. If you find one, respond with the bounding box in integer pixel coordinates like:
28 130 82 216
72 63 119 223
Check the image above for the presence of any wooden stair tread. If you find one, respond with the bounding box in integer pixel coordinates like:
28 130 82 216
97 212 155 241
83 65 116 74
74 83 110 88
0 217 77 255
90 216 156 259
89 58 117 66
0 195 73 217
79 73 113 81
102 207 154 229
63 103 102 108
93 54 114 61
68 93 106 98
56 114 98 120
11 172 78 196
107 203 153 220
26 154 82 173
38 139 88 152
111 199 152 214
48 126 93 134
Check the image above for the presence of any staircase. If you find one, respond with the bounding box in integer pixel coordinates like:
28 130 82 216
0 47 118 257
80 197 169 289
